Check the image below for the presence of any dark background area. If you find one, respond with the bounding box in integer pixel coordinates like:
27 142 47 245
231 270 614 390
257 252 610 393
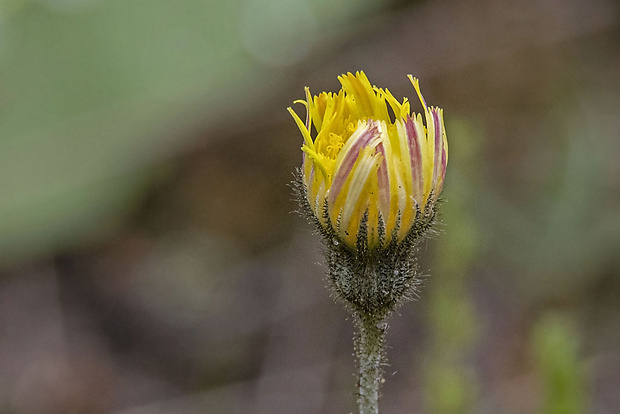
0 0 619 413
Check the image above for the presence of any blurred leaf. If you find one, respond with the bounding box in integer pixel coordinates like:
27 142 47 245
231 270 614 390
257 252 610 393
532 313 587 414
0 0 388 264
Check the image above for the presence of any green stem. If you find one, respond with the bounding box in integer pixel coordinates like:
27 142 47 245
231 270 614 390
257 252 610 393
356 310 387 414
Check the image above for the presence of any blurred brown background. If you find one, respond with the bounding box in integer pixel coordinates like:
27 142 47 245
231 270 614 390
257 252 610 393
0 0 619 413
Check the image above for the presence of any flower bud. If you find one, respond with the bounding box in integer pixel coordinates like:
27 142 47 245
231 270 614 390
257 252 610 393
289 71 448 253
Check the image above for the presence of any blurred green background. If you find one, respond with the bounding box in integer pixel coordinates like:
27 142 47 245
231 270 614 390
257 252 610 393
0 0 618 413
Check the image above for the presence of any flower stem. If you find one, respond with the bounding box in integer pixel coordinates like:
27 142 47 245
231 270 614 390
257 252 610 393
356 310 387 414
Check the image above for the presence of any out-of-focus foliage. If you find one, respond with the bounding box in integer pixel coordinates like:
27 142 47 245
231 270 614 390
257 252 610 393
532 314 586 414
0 0 386 264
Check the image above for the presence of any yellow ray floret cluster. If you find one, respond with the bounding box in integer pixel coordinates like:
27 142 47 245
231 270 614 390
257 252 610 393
289 71 448 250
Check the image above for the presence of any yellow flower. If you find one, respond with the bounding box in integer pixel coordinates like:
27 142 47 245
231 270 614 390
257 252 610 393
289 71 448 250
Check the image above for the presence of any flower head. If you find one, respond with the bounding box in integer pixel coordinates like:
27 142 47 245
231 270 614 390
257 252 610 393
289 71 447 251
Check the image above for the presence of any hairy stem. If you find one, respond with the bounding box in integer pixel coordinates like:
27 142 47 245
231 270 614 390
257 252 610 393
356 310 387 414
